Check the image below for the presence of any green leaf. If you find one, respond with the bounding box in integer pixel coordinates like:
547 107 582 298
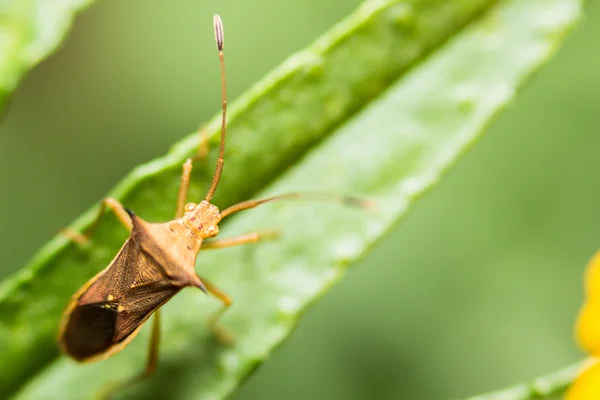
0 0 93 112
0 0 584 398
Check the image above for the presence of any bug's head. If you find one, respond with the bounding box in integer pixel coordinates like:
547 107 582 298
183 201 222 238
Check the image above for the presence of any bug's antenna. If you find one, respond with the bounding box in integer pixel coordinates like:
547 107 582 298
220 192 376 219
205 14 227 202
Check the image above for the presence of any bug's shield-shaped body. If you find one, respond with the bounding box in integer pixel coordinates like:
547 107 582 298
58 214 205 362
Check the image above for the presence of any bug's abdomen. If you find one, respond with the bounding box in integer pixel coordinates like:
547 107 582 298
62 302 118 361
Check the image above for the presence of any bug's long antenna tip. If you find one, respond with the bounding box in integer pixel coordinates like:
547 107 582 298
213 14 224 51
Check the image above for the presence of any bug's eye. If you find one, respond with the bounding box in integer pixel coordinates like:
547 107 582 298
184 203 196 212
207 226 219 236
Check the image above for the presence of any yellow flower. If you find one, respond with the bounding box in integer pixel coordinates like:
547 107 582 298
566 251 600 399
566 361 600 399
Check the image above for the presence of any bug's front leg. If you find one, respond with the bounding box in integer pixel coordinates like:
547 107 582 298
61 198 132 246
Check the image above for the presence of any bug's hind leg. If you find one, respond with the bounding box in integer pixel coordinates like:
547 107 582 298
200 278 236 345
61 198 132 247
99 311 162 400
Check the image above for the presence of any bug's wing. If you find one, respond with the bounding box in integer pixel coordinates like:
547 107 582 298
60 239 181 361
78 237 160 303
113 276 180 341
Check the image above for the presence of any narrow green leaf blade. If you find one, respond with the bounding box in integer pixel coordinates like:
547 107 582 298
0 0 499 395
464 361 585 400
0 0 584 398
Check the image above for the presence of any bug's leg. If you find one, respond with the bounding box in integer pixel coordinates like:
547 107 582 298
62 198 132 246
175 126 213 217
175 159 194 218
200 278 235 345
100 310 161 400
60 229 90 246
143 309 162 377
91 198 133 232
200 230 280 251
193 125 209 162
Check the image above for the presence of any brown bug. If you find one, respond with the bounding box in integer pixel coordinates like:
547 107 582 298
57 14 370 396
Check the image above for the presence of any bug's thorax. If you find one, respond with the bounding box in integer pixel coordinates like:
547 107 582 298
181 200 222 239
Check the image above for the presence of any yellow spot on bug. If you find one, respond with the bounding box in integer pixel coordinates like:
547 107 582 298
107 294 114 301
117 305 125 312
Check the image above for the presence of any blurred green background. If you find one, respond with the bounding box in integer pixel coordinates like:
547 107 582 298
1 1 599 399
